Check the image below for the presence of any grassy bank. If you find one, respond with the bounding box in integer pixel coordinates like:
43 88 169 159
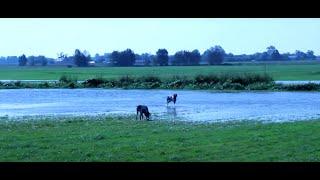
1 63 320 80
1 73 320 91
1 116 320 161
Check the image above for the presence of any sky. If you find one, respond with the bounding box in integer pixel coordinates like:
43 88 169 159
0 18 319 58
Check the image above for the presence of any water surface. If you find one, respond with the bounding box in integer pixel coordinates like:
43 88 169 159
0 89 320 123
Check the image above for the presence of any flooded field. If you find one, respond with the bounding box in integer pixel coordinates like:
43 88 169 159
0 89 320 123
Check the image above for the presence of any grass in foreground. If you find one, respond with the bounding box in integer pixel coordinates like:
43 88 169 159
1 116 320 162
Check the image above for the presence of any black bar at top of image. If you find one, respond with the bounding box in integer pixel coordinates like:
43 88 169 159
0 0 319 18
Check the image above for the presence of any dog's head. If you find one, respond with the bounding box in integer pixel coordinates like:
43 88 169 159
145 112 151 120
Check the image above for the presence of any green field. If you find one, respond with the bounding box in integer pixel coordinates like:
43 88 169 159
1 63 320 80
1 116 320 162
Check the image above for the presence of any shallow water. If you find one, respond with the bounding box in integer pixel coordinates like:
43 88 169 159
0 89 320 123
275 80 320 85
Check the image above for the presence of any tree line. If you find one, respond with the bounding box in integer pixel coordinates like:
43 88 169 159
18 55 49 66
73 46 230 67
8 45 319 67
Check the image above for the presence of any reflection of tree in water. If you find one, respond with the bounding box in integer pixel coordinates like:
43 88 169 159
166 106 177 119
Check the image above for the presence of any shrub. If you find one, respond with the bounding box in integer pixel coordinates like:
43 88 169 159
38 82 50 88
278 83 320 91
66 82 76 89
14 81 22 87
194 73 273 86
195 74 219 84
168 80 185 88
119 75 135 85
136 75 161 83
59 75 77 84
83 78 105 87
104 79 118 88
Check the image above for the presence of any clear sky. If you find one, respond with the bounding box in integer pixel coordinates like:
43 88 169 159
0 18 319 58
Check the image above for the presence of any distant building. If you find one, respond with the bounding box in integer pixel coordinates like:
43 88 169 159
88 61 95 66
134 59 145 66
289 55 297 60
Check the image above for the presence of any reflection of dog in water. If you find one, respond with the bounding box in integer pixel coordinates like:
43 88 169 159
136 105 151 120
166 106 177 118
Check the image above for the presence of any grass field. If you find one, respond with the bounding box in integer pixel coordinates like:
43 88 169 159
1 116 320 162
1 63 320 80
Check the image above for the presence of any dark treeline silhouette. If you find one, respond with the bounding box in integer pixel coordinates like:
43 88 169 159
202 46 226 65
74 49 91 67
0 45 318 67
16 54 53 66
173 50 201 66
110 49 135 66
27 55 48 66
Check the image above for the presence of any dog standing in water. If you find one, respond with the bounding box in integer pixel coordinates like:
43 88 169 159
167 93 178 106
136 105 151 120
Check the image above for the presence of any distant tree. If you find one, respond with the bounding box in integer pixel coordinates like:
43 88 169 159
266 46 281 60
38 56 48 66
271 50 281 60
74 49 89 67
123 49 136 66
120 49 135 66
252 52 269 61
281 52 291 61
295 50 307 60
110 49 135 66
28 56 36 66
266 46 276 54
96 57 105 63
190 49 201 65
202 46 226 65
141 53 152 66
94 53 100 62
259 52 269 61
110 51 120 66
224 53 233 62
172 50 200 66
155 49 169 66
306 50 316 60
18 54 27 66
47 58 55 65
7 56 18 64
135 54 141 61
150 55 157 66
83 50 90 57
172 51 185 66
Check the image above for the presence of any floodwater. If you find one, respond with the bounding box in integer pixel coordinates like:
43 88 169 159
276 80 320 85
0 89 320 123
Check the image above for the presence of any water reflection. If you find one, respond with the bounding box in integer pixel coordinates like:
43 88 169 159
166 106 177 118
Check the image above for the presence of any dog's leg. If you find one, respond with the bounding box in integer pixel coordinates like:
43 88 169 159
136 110 138 120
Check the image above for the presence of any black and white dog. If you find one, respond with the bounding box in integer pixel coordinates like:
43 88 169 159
167 93 178 106
136 105 151 120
